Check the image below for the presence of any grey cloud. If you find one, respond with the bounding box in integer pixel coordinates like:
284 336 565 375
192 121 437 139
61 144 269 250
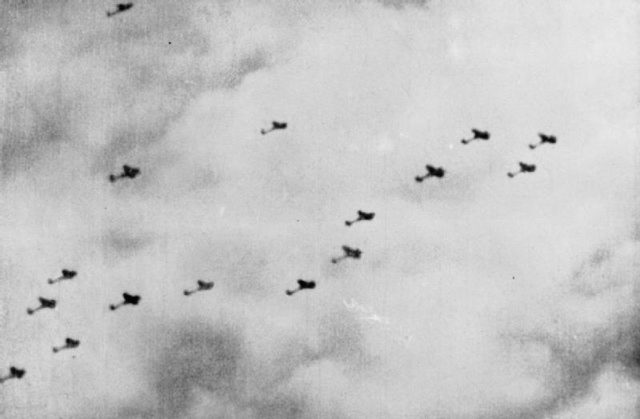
2 1 639 418
101 228 155 259
1 0 274 179
153 321 244 416
110 317 314 419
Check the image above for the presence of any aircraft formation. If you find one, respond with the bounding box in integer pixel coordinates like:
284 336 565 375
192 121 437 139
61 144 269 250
418 129 556 181
3 2 558 387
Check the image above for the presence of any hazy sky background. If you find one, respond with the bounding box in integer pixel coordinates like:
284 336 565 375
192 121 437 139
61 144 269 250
0 0 639 418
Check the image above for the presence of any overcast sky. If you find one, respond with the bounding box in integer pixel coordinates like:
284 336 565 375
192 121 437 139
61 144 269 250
0 0 639 418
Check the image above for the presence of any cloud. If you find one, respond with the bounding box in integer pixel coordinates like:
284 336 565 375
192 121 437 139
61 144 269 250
0 0 638 418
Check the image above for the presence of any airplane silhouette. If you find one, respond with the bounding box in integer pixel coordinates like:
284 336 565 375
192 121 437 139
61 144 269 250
107 3 134 17
345 210 375 227
461 129 490 144
109 292 141 311
53 337 80 353
109 165 140 183
508 162 536 178
0 367 25 384
529 133 557 149
415 165 445 182
285 279 316 296
183 280 215 296
27 297 56 315
48 269 77 284
260 121 287 135
331 245 362 264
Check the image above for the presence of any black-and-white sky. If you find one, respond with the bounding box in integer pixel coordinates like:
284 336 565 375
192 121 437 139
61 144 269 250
1 0 639 418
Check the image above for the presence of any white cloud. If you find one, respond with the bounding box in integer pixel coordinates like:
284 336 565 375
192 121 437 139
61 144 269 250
0 0 638 418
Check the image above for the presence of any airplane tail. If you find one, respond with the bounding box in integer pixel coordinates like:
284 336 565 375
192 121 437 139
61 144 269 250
27 306 43 315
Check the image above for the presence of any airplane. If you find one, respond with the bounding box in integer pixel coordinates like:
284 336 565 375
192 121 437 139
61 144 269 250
183 280 215 296
109 165 140 183
107 3 134 18
415 165 445 182
461 129 491 144
529 133 557 149
331 245 362 264
27 297 56 315
285 279 316 296
507 162 536 178
109 292 141 311
345 210 375 227
260 121 287 135
53 337 80 353
48 269 77 284
0 367 25 384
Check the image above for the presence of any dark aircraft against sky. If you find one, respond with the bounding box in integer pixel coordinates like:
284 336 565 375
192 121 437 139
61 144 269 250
345 210 375 227
261 121 287 135
48 269 77 284
0 367 26 384
529 133 557 149
461 129 490 144
285 279 316 296
508 162 536 178
109 165 140 183
27 297 57 315
52 338 80 354
107 3 134 18
109 292 141 311
415 165 446 182
331 245 363 264
183 280 215 296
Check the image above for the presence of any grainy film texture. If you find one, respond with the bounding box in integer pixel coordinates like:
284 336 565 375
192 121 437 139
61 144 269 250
0 1 639 418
